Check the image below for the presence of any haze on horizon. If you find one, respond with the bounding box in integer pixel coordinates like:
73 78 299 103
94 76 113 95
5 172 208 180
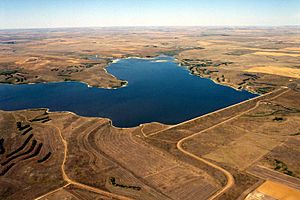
0 0 300 29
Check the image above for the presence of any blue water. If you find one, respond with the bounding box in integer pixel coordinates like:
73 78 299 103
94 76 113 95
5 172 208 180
0 56 257 127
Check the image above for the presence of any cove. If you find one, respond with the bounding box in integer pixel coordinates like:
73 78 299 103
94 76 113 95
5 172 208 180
0 56 258 128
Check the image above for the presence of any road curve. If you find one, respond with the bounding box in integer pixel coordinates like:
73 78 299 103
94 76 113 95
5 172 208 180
144 88 289 200
177 88 289 199
33 122 132 200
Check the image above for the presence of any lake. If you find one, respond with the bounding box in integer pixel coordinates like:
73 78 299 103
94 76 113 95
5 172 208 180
0 56 257 127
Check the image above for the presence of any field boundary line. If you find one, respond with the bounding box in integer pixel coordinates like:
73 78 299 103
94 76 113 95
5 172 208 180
143 165 178 178
34 183 70 200
247 165 300 190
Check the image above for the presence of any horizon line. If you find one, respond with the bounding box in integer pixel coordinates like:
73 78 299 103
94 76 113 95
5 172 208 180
1 24 300 31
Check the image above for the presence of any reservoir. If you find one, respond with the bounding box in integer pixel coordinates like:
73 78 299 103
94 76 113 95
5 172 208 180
0 56 257 127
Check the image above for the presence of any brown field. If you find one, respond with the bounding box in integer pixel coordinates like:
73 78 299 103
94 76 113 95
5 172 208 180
246 66 300 79
245 181 300 200
0 27 300 199
247 165 300 191
252 51 300 57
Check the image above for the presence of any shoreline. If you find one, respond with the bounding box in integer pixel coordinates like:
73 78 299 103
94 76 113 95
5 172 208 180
0 54 258 94
180 63 260 95
174 58 261 95
116 54 261 95
1 86 267 130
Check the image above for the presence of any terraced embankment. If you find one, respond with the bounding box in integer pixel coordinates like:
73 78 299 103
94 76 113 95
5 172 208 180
0 110 65 200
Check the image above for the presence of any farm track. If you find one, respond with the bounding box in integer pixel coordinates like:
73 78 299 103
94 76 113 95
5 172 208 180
142 88 289 200
82 121 172 199
247 165 300 190
30 120 133 200
92 125 175 199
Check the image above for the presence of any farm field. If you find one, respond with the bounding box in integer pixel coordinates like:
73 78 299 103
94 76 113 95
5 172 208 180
245 181 300 200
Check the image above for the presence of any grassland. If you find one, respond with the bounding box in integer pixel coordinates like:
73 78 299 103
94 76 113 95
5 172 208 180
0 27 300 199
245 181 300 200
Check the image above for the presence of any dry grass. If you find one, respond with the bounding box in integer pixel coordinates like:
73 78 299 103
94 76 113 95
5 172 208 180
283 47 300 51
253 51 300 57
246 181 300 200
0 110 66 200
246 66 300 79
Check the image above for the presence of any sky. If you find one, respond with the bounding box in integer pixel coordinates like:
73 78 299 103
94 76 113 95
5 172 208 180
0 0 300 29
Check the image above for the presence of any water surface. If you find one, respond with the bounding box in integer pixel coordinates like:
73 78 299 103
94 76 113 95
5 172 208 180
0 56 257 127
